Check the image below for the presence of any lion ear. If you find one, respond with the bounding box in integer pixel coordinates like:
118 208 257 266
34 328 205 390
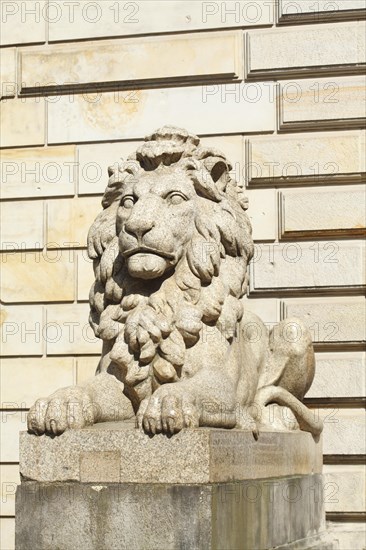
203 157 230 191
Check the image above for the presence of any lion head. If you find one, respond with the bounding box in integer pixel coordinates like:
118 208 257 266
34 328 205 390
87 127 254 406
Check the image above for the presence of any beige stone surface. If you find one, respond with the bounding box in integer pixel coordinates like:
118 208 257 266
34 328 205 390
247 22 366 79
19 427 322 484
321 409 366 455
76 249 94 301
0 0 46 46
247 131 366 185
47 197 101 248
0 250 75 303
45 304 101 355
328 522 366 550
48 84 275 144
76 357 97 384
0 464 19 516
0 518 14 550
0 47 16 98
80 450 121 483
280 186 366 238
0 98 45 148
0 305 43 356
16 475 328 550
309 352 366 398
0 411 27 461
78 141 142 195
250 241 365 293
283 298 366 346
245 189 277 241
323 465 366 512
279 0 366 22
243 297 280 325
0 358 75 408
0 201 44 250
20 31 243 93
279 77 366 131
0 146 76 200
48 0 274 42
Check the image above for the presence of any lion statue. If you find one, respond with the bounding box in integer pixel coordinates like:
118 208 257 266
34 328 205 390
28 126 322 438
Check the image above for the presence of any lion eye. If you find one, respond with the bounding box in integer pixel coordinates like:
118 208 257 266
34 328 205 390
167 192 186 205
121 196 135 209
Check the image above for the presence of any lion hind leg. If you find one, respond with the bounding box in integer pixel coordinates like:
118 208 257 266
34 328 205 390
258 318 315 400
253 386 323 438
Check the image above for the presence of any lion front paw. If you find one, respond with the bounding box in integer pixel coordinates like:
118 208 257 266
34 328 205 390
27 386 96 436
136 389 199 435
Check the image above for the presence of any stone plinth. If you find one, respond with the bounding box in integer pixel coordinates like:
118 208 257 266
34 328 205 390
16 426 337 550
19 422 322 484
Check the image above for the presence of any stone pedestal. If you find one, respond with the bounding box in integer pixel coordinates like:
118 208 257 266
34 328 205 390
16 424 338 550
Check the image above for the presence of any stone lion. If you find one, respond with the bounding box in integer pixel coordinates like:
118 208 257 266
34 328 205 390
28 126 322 438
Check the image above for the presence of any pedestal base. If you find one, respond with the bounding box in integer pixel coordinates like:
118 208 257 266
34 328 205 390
16 475 336 550
16 425 338 550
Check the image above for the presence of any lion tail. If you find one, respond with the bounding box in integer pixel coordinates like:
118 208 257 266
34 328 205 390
254 385 323 438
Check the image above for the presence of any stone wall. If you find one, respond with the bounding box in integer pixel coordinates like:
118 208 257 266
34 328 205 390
1 1 365 548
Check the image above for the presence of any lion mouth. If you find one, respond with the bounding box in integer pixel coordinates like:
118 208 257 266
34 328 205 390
124 246 175 261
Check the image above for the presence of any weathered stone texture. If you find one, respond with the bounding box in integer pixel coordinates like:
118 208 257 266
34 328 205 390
0 201 44 250
0 305 43 356
283 299 366 346
78 140 144 194
19 427 322 484
20 31 243 93
309 353 366 398
323 465 366 512
0 146 76 200
280 187 366 238
321 409 366 455
250 241 365 293
0 303 100 356
247 22 366 79
48 0 274 42
245 189 277 241
76 357 98 384
0 464 19 515
0 518 14 550
45 304 100 355
47 197 101 248
47 85 275 143
0 412 26 462
0 358 75 408
243 297 279 325
279 77 366 131
0 98 45 148
76 250 94 301
0 0 47 45
1 251 75 303
247 132 366 185
328 521 366 550
15 474 329 550
0 47 16 98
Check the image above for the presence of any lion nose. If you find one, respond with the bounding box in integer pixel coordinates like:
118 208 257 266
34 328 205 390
124 217 155 241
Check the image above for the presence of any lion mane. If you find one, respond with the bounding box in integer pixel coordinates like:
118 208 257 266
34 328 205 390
87 126 254 407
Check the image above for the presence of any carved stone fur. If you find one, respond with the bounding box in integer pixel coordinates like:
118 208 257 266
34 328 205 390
28 127 322 438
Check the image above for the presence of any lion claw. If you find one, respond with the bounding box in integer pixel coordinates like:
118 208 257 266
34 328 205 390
138 390 199 436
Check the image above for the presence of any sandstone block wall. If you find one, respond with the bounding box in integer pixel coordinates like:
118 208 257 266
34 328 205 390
1 1 365 547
